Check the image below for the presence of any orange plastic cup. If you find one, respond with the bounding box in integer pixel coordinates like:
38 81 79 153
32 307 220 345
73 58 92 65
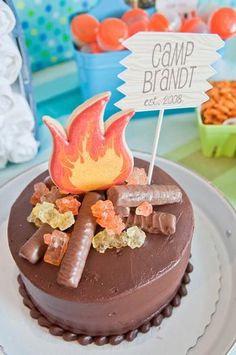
97 18 128 51
71 14 100 45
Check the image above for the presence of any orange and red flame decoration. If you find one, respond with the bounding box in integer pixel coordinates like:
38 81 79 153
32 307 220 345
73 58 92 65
43 92 134 194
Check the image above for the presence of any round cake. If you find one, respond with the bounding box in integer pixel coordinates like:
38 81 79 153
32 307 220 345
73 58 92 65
8 158 194 344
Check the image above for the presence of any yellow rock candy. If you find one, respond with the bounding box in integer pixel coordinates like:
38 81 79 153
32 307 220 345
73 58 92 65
27 202 75 231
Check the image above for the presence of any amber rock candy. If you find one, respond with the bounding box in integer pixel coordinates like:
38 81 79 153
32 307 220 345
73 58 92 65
126 167 148 185
136 201 153 217
91 200 125 234
30 182 49 205
56 195 81 215
43 230 70 266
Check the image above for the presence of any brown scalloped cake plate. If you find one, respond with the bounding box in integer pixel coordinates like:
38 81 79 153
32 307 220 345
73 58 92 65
0 154 235 355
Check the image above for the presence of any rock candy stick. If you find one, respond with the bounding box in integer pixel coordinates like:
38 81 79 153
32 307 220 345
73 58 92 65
107 185 182 207
57 192 102 288
126 211 176 236
19 224 53 264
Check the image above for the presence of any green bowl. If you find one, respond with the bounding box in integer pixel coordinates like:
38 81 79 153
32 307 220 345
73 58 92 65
197 109 236 158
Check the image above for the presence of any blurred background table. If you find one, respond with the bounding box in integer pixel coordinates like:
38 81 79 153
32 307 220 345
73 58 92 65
0 60 236 209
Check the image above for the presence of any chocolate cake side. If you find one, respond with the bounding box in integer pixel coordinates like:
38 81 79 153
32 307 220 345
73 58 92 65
8 158 194 339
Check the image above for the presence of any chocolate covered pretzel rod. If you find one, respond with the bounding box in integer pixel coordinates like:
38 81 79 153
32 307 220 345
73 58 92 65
126 211 176 236
107 185 182 207
57 192 102 288
19 224 53 264
114 206 130 217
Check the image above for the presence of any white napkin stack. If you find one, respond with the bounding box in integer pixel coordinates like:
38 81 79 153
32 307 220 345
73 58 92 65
0 35 22 83
0 0 15 36
0 0 38 169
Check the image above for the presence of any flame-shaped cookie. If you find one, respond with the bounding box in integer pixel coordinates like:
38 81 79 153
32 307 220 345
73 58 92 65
44 92 134 194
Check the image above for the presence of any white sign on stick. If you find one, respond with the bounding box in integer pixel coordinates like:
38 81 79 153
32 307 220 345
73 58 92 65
115 32 224 183
116 32 224 111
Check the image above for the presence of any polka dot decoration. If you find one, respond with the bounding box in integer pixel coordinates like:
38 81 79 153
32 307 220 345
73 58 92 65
16 0 97 72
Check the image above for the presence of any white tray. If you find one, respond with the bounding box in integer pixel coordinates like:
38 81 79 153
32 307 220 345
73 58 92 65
0 154 235 355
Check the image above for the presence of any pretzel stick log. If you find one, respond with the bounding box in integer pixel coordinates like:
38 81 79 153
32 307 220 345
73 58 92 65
19 224 54 263
107 185 182 207
126 211 176 236
57 192 103 288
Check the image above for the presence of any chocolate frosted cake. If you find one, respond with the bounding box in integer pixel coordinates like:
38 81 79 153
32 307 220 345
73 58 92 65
8 94 194 345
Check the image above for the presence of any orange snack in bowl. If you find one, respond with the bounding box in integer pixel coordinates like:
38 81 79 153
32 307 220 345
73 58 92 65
97 18 128 51
149 13 169 32
43 230 70 266
209 7 236 40
136 202 153 217
71 14 100 45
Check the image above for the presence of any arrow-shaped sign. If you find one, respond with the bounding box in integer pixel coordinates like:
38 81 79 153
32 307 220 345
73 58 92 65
115 32 224 182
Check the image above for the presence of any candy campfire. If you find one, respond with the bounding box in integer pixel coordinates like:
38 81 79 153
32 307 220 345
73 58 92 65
19 167 183 288
18 93 183 289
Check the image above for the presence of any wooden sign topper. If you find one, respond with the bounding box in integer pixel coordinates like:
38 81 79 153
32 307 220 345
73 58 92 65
116 32 224 111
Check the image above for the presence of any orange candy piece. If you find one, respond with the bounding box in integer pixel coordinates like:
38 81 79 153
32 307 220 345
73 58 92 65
128 18 149 36
30 182 49 205
122 8 148 24
126 167 148 185
91 200 125 234
209 7 236 40
55 195 81 215
180 16 207 33
71 14 100 45
97 215 125 235
149 13 170 32
97 18 128 51
91 200 114 219
43 230 70 266
136 202 153 217
40 186 64 204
